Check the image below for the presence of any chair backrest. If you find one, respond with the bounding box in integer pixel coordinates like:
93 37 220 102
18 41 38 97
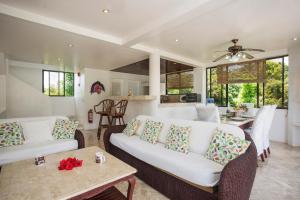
263 105 277 149
94 99 114 114
112 100 128 116
195 104 221 123
250 106 268 156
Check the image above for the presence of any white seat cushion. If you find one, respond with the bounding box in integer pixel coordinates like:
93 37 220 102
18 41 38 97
0 139 78 166
110 134 223 187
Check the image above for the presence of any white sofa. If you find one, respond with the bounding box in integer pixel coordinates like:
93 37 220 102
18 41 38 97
0 116 82 166
104 115 257 200
109 115 246 187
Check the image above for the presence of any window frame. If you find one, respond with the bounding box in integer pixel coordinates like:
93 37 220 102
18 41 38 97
206 55 288 109
42 69 75 97
165 69 194 95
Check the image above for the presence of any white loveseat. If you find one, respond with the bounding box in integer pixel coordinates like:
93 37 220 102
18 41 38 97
0 116 84 166
104 115 257 200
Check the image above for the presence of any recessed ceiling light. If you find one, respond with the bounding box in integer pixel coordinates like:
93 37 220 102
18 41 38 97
68 43 73 47
102 9 110 13
175 39 179 42
293 37 298 41
57 58 61 61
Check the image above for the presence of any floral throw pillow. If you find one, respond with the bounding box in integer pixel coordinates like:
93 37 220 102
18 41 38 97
140 120 163 144
206 129 251 165
52 119 79 139
123 118 140 136
0 122 24 147
165 124 191 154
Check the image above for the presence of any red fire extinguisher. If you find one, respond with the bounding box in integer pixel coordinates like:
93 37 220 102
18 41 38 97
88 109 93 123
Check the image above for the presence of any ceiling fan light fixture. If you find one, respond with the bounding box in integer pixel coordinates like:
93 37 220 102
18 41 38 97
102 9 110 13
212 39 264 62
229 55 240 62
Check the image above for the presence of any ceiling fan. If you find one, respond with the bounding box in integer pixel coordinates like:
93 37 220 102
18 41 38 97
213 39 265 62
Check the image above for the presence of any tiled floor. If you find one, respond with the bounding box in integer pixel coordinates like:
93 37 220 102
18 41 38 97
83 129 300 200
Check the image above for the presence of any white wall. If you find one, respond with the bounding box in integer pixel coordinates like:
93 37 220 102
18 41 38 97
193 67 205 103
81 68 150 130
288 44 300 146
0 53 6 75
9 66 41 91
110 71 149 95
270 109 288 143
83 68 111 130
0 53 7 115
3 61 76 119
6 74 52 117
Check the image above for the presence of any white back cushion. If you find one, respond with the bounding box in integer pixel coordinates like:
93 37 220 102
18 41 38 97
195 104 221 123
21 119 54 144
0 116 68 131
135 115 244 155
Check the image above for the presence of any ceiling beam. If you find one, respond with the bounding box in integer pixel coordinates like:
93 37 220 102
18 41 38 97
132 44 204 68
121 0 235 47
0 1 237 69
0 3 122 45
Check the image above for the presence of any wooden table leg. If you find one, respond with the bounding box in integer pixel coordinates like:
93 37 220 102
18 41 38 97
127 176 136 200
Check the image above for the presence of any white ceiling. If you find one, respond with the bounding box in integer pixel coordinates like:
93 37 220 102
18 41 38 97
0 0 299 69
0 14 147 71
141 0 300 63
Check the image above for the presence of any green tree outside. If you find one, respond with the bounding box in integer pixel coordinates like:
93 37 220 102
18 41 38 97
207 56 288 108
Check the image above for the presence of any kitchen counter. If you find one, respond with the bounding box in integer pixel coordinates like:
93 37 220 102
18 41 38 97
159 102 200 107
109 95 156 101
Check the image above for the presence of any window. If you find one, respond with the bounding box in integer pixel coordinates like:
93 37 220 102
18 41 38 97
43 70 74 96
166 70 193 95
206 55 288 108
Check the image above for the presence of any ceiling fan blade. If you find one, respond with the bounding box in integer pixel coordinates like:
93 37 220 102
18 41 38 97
243 52 254 59
242 48 265 52
213 53 231 62
214 50 229 53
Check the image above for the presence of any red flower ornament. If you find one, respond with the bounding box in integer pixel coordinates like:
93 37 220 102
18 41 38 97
58 157 83 171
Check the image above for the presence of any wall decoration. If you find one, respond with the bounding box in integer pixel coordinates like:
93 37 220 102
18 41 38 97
90 81 105 94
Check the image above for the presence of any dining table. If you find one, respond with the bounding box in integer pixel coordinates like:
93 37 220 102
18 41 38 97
221 115 255 130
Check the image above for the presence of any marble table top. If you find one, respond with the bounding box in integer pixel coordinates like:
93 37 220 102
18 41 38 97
0 146 137 200
222 117 254 127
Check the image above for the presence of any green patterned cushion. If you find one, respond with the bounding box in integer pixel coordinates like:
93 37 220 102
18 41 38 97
123 118 140 136
140 120 163 144
52 119 79 139
0 122 24 147
165 124 191 154
206 129 251 165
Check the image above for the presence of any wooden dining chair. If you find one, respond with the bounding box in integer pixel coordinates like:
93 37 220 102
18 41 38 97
94 99 114 140
110 100 128 126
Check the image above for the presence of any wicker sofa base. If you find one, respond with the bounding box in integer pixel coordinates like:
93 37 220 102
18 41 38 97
110 144 218 200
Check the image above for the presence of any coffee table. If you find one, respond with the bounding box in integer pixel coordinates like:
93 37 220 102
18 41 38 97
0 146 137 200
